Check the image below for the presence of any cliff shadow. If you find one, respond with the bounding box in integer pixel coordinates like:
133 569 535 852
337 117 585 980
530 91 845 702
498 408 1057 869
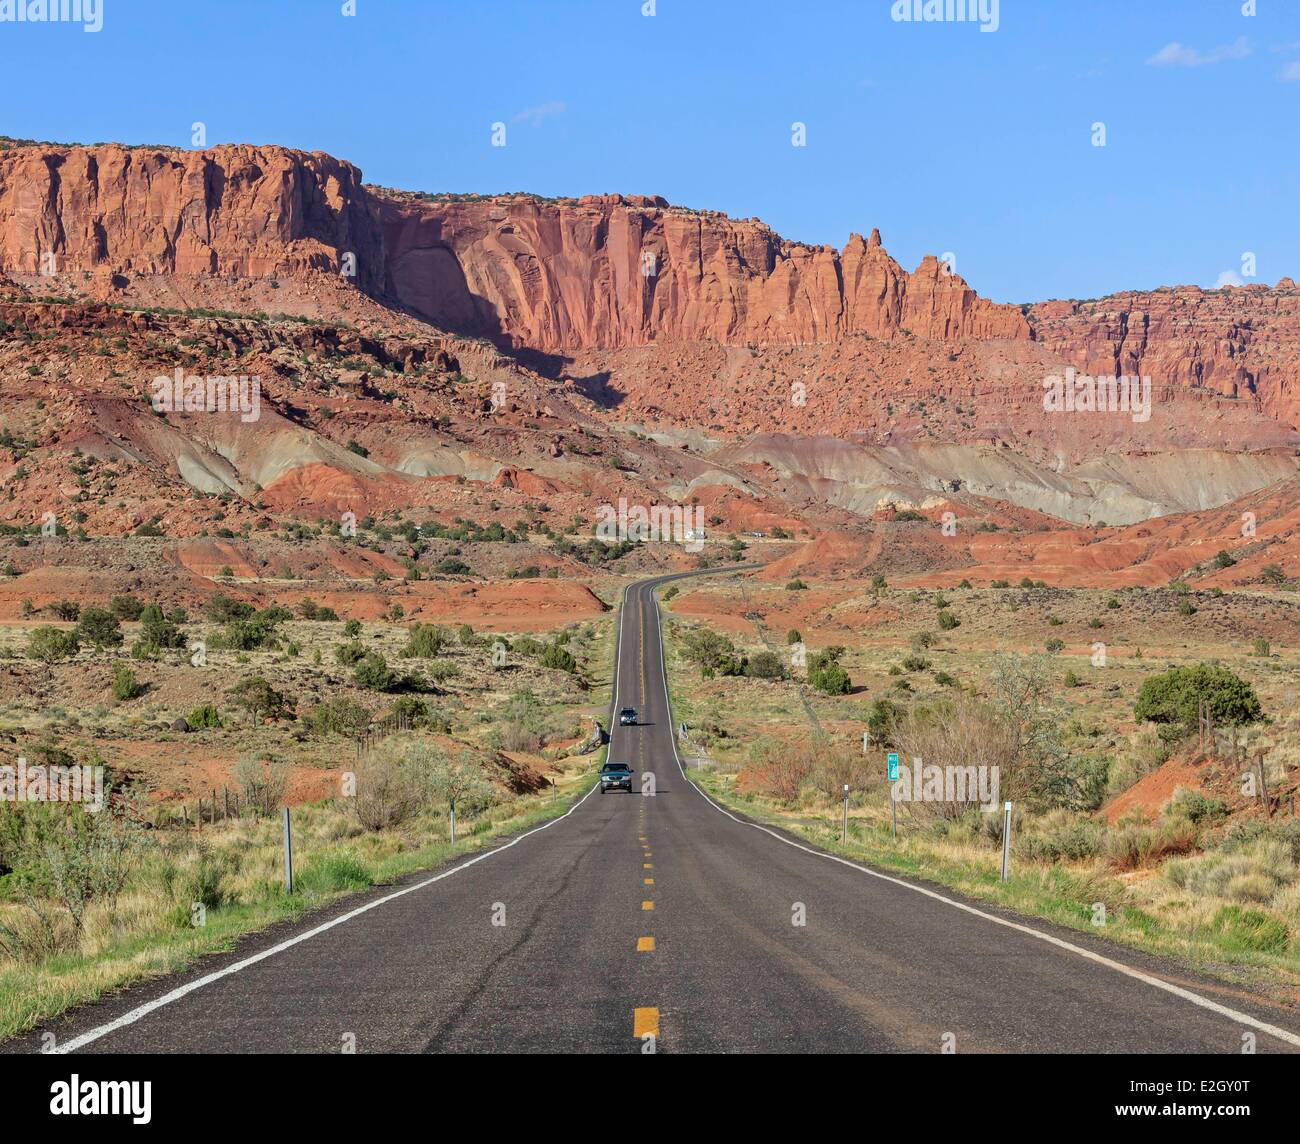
506 347 627 410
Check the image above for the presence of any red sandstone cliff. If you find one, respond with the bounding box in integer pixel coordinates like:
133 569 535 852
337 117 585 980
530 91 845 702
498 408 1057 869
1030 284 1300 430
0 142 1025 350
377 193 1029 349
0 143 384 288
3 140 1298 437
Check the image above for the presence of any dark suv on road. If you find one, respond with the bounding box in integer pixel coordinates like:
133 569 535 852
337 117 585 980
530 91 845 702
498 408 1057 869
599 761 634 793
618 707 638 726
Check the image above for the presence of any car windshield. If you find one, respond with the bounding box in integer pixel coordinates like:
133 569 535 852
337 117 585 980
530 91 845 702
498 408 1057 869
602 764 632 773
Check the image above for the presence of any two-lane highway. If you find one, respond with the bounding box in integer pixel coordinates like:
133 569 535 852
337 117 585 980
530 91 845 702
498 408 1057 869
14 569 1300 1054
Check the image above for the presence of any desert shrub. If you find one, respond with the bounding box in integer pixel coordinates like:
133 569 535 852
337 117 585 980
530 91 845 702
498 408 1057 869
488 690 553 752
204 593 253 623
679 627 743 675
1020 816 1105 862
348 742 432 832
27 626 79 669
1165 787 1228 825
745 650 786 680
539 643 577 673
1217 819 1300 864
1106 728 1172 797
46 599 80 622
309 697 371 737
76 607 122 649
901 654 930 672
865 698 904 748
108 594 145 621
227 676 291 722
158 842 233 927
386 696 451 733
186 704 221 729
110 665 140 701
354 652 398 692
334 641 367 666
1134 664 1262 731
1105 820 1198 871
424 660 460 683
807 738 873 802
0 898 78 961
807 647 850 695
739 736 819 802
135 604 185 652
496 721 545 753
422 744 496 827
936 610 959 630
27 807 144 930
232 755 290 815
219 614 282 651
888 694 1016 819
401 623 450 659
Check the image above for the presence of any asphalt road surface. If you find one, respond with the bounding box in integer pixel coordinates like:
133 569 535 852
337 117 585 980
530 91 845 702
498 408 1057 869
15 569 1300 1054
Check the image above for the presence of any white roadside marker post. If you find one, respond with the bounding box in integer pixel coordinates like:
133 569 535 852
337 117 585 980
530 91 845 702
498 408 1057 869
842 784 849 844
1000 801 1012 882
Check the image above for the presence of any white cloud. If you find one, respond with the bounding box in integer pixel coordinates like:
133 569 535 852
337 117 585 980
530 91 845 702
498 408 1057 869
512 101 567 126
1147 37 1251 67
1214 270 1244 289
1280 60 1300 82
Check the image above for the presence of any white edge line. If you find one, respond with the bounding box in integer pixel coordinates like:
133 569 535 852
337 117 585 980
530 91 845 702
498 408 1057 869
52 587 644 1056
649 583 1300 1051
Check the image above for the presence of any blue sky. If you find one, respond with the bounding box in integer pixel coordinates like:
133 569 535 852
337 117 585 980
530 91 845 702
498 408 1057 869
2 0 1297 302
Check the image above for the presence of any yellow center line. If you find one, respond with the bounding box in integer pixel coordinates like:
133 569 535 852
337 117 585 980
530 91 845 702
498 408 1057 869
643 863 652 869
641 900 654 910
644 878 654 885
636 937 655 953
633 1007 659 1038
